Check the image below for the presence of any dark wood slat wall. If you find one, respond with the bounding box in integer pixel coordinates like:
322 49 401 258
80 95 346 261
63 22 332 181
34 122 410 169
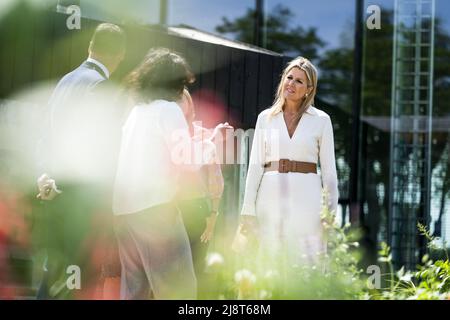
272 56 284 103
49 13 70 80
13 6 34 92
169 34 188 59
31 10 49 83
229 49 245 128
200 42 217 96
31 10 55 84
257 54 275 115
118 24 155 82
1 11 284 129
214 46 232 124
183 37 203 95
0 5 18 97
151 28 171 49
243 51 259 127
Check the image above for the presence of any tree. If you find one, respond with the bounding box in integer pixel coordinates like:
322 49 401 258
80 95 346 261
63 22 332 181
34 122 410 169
215 4 325 61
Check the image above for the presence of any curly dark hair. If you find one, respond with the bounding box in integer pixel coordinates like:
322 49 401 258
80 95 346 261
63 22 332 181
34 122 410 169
125 48 195 103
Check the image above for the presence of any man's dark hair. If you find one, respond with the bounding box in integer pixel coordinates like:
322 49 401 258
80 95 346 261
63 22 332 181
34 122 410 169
90 23 126 57
126 48 195 102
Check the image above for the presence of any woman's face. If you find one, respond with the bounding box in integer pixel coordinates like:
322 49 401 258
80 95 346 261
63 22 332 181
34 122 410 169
283 67 309 104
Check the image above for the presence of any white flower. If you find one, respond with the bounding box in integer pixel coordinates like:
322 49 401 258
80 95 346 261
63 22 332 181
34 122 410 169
396 266 405 279
259 290 271 299
235 269 257 299
400 273 413 282
234 269 256 285
264 270 280 280
206 252 224 268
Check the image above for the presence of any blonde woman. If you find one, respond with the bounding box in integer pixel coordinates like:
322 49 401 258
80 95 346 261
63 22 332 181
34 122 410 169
240 57 338 263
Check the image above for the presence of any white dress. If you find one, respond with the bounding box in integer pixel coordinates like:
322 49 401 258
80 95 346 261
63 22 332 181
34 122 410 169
240 106 339 263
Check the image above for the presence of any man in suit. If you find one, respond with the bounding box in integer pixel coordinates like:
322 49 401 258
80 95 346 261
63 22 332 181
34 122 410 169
36 23 126 299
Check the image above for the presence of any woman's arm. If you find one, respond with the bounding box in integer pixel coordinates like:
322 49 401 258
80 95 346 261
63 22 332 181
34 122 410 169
162 103 212 171
207 163 224 211
240 113 266 217
319 116 339 214
200 163 224 243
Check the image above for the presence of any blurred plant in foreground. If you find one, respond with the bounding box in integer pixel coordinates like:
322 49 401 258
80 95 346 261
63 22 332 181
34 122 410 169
204 201 368 300
368 224 450 300
203 205 450 300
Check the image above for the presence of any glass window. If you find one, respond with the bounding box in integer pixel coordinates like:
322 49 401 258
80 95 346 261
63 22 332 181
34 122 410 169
430 0 450 246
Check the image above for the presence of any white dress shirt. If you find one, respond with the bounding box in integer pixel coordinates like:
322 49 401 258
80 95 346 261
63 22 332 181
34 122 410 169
86 57 110 79
113 100 214 215
240 105 339 217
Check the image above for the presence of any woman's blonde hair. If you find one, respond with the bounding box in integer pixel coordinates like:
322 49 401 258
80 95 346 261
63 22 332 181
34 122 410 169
270 56 318 118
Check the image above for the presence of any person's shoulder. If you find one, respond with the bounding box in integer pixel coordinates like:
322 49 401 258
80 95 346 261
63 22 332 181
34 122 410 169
53 68 78 88
254 107 283 128
258 108 272 117
257 107 275 121
57 64 105 87
152 100 183 114
148 100 185 126
307 105 331 120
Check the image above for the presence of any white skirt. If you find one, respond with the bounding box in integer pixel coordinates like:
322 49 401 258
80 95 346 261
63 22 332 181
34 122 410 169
255 171 325 263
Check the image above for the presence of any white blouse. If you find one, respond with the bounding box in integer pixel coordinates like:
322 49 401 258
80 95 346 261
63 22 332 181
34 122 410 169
113 100 215 215
240 106 339 216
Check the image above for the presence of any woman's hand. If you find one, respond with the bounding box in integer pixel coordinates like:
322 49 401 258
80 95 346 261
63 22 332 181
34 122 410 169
36 173 62 201
239 215 258 238
200 212 218 243
210 122 233 143
231 215 259 253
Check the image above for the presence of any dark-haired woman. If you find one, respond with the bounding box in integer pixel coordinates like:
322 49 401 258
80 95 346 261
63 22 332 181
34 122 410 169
112 48 221 300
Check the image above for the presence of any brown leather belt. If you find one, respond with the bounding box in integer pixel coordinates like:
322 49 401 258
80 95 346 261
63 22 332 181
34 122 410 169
264 159 317 174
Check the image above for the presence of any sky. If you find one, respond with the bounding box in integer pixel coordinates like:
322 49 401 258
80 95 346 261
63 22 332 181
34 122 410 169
77 0 450 51
169 0 356 49
168 0 450 50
